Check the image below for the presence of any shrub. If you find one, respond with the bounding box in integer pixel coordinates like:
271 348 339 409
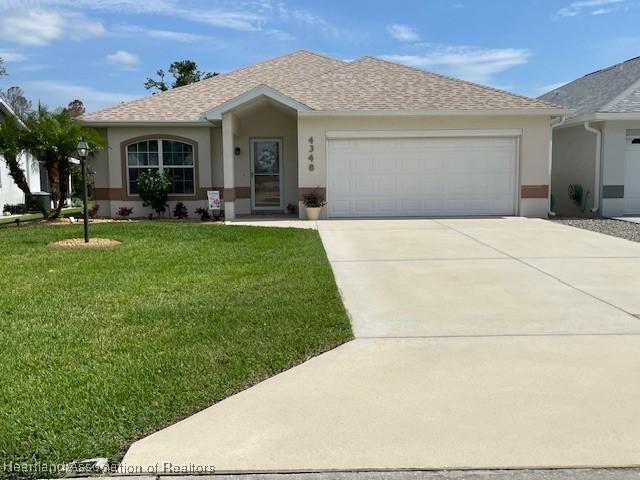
137 170 172 217
115 206 133 218
302 189 326 208
194 207 211 222
88 204 100 219
2 204 27 215
173 202 188 219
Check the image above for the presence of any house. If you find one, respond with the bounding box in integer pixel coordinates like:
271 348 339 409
79 50 565 219
0 96 43 211
540 56 640 217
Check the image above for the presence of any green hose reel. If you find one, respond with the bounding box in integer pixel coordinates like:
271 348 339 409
568 184 583 204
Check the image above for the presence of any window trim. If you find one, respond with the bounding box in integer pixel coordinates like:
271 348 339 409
121 135 199 200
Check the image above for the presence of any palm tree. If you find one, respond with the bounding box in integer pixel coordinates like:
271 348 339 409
0 115 38 210
22 105 106 218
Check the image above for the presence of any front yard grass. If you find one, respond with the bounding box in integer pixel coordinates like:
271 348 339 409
0 222 352 478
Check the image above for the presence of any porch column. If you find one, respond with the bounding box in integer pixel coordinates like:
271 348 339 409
222 112 237 219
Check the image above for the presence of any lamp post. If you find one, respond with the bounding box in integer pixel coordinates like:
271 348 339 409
76 139 90 243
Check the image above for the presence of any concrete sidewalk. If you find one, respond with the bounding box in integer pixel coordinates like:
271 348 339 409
121 218 640 473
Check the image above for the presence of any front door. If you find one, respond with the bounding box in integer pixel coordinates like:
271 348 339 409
251 139 283 211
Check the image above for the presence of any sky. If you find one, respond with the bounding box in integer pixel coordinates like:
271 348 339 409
0 0 639 113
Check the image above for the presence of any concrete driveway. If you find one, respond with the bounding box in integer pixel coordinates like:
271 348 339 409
123 218 640 473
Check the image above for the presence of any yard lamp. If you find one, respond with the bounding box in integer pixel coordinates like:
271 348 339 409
76 138 90 243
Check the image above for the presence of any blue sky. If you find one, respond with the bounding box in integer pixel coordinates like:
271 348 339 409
0 0 639 112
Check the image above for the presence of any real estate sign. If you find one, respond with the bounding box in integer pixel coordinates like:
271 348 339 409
207 190 221 210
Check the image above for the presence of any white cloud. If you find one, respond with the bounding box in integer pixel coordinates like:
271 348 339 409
106 50 139 67
115 25 209 43
25 80 138 112
387 24 419 42
383 45 531 84
0 8 104 46
557 0 625 17
5 0 338 37
0 50 28 62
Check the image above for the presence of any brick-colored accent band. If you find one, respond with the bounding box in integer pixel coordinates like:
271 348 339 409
95 187 212 201
521 185 549 199
603 185 624 199
222 187 251 201
298 187 327 200
94 188 124 200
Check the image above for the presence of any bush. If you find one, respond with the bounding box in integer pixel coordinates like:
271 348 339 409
2 204 27 215
194 207 211 222
115 206 133 218
88 204 100 219
173 202 188 219
137 170 172 217
302 189 326 208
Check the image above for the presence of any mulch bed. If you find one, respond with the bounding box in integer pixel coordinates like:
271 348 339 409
48 238 122 248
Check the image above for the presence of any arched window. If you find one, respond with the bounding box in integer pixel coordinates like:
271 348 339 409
126 139 195 195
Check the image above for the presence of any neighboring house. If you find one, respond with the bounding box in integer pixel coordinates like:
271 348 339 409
79 50 564 219
0 97 42 210
540 56 640 217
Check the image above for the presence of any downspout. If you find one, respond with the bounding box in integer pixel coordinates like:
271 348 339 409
548 115 567 216
584 121 602 214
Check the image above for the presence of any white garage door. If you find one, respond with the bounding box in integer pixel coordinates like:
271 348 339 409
327 135 518 218
624 139 640 214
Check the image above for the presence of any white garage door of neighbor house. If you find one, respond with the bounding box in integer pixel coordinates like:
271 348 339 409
327 135 518 218
624 139 640 214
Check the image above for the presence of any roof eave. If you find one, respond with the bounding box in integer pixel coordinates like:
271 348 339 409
204 84 312 121
557 112 640 128
299 108 570 117
76 119 213 127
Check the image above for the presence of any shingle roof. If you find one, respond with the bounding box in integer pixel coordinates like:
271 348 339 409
539 56 640 118
81 51 344 123
81 50 560 123
281 56 556 111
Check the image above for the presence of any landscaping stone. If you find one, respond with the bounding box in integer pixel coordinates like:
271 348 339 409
552 218 640 243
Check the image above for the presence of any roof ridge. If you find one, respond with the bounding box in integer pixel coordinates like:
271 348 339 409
600 76 640 112
366 55 560 108
584 55 640 78
280 56 354 89
81 50 341 119
294 49 346 64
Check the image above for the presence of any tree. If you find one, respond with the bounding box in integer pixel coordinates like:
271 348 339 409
66 99 85 117
0 115 38 210
0 57 5 78
137 169 172 216
1 86 32 119
145 60 218 92
22 105 107 218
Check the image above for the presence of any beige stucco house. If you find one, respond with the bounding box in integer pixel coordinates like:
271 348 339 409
540 56 640 217
80 50 564 219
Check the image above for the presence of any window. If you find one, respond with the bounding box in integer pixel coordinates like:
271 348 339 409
126 139 195 195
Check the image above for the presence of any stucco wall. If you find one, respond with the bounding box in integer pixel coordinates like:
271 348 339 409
551 124 597 216
601 121 640 217
231 100 298 215
297 115 552 218
96 126 214 217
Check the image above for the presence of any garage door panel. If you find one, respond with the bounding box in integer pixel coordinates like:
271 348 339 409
328 136 517 218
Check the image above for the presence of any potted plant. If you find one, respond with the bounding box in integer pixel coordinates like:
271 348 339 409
302 189 326 220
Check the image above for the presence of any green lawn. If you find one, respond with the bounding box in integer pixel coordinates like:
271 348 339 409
0 222 352 478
